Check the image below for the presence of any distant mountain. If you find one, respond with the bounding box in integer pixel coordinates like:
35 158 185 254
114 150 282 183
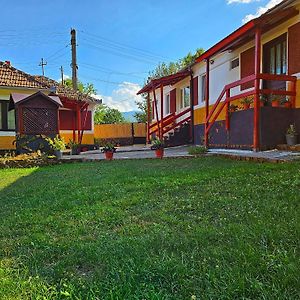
122 111 138 122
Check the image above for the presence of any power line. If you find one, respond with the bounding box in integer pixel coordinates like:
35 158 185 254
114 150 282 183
79 30 172 61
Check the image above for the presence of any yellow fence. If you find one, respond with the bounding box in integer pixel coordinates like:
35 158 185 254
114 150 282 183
94 123 146 139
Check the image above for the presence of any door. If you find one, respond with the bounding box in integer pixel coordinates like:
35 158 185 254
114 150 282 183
263 33 287 91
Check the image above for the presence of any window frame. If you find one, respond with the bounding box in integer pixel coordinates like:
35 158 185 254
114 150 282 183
0 100 16 131
180 86 190 109
165 93 170 115
200 74 207 103
230 57 240 70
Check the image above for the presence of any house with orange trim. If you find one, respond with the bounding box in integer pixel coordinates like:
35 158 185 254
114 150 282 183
138 0 300 150
0 61 101 152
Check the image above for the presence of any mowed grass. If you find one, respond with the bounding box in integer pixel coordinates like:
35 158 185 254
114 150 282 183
0 157 299 299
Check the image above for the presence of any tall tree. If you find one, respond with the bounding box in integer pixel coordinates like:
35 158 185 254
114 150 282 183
135 48 205 122
94 105 125 124
63 78 97 96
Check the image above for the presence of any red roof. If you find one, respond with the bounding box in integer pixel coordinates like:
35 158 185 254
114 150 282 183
137 70 191 94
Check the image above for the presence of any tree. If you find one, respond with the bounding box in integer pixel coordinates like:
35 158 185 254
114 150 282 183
94 105 125 124
135 48 205 122
63 78 97 96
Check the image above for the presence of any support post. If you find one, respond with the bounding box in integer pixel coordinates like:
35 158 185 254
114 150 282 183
253 27 261 151
160 84 164 140
204 59 210 147
153 88 161 139
72 110 76 142
77 104 81 144
146 92 151 143
190 73 194 143
225 89 230 131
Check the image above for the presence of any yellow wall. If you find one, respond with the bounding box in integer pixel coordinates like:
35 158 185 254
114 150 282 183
59 132 95 145
0 136 16 150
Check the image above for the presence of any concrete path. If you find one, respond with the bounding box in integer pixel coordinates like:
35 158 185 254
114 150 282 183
61 145 300 163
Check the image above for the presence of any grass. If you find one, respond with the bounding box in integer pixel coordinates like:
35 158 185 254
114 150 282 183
0 157 299 299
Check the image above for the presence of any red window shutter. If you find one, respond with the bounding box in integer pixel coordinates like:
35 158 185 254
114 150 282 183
288 22 300 75
241 47 255 90
193 76 198 105
170 88 176 113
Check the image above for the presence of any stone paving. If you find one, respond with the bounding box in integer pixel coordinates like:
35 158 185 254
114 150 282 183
61 145 300 163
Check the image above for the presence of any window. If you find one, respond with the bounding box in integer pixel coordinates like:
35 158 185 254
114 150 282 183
165 94 170 115
201 75 206 103
230 58 239 70
180 86 190 109
0 101 15 131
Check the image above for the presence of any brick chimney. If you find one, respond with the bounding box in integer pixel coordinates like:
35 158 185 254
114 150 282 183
4 61 11 66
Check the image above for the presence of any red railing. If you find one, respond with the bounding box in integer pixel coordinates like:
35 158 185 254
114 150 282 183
204 73 297 146
147 107 191 141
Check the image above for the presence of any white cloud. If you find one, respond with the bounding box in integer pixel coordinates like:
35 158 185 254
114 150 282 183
243 0 283 23
93 82 143 112
227 0 259 4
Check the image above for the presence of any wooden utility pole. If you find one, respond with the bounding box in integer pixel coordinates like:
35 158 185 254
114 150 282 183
71 28 78 91
60 66 64 85
39 58 47 76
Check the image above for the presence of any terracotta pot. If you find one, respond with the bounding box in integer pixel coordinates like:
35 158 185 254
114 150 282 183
243 103 250 110
104 151 114 160
272 100 280 107
155 148 164 159
284 102 291 108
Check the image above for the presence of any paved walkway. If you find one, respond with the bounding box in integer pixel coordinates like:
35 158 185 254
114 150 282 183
61 145 300 163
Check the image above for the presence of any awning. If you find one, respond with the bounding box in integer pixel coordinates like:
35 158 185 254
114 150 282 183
137 69 191 94
9 91 62 110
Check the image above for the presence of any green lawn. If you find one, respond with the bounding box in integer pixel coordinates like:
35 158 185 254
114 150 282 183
0 157 299 299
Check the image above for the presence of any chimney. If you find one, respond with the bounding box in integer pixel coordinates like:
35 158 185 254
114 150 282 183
5 61 11 66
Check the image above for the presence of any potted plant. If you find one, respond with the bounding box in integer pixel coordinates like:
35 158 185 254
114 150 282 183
45 135 66 159
259 94 268 107
101 143 116 160
229 104 238 113
151 138 164 159
281 96 291 108
271 93 281 107
286 124 298 146
68 140 80 155
240 96 253 109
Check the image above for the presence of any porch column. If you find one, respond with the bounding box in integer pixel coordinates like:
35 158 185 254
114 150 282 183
77 104 81 144
204 59 210 147
253 26 261 151
160 84 164 140
146 92 151 143
153 87 161 139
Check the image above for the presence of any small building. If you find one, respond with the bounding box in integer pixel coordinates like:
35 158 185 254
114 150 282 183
138 0 300 151
0 61 101 152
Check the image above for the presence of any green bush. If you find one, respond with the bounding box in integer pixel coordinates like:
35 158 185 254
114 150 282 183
188 145 207 155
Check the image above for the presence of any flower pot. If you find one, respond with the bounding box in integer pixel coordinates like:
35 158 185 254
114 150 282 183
243 103 250 110
272 100 280 107
104 151 114 160
71 148 79 155
155 148 164 159
286 134 298 146
284 102 291 108
54 150 62 159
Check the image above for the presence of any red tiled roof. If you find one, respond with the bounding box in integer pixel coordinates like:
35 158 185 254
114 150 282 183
0 61 101 104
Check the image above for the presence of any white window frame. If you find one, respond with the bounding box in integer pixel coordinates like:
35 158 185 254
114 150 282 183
230 57 240 70
180 86 190 109
200 74 206 103
165 93 170 116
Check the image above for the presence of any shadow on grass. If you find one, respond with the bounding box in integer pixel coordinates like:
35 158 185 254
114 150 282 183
0 158 299 299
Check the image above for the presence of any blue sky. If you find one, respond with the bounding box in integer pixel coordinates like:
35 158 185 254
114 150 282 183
0 0 282 111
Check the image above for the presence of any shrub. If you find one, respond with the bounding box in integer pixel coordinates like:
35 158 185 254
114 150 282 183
188 145 207 155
